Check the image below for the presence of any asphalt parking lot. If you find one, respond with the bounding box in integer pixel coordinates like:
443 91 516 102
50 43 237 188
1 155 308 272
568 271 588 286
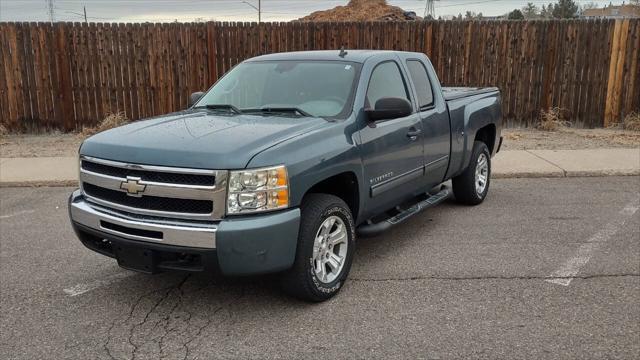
1 177 639 359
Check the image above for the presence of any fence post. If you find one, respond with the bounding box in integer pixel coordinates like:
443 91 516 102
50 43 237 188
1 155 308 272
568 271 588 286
604 19 629 127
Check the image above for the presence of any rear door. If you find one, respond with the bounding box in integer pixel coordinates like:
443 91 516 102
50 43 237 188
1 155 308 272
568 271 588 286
403 57 451 186
358 58 425 214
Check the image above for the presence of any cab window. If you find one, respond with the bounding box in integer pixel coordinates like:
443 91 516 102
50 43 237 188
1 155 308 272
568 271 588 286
406 60 434 109
366 61 410 109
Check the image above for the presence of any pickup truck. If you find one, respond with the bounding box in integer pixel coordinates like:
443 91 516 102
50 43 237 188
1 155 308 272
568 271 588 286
69 50 502 302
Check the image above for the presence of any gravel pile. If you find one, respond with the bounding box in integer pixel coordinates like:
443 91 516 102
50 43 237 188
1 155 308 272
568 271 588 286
297 0 420 22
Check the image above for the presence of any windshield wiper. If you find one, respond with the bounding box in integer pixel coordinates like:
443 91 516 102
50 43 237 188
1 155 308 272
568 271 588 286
243 107 312 117
194 104 243 114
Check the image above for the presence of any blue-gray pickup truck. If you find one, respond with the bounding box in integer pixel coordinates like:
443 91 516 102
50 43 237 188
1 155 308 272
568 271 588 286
69 50 502 301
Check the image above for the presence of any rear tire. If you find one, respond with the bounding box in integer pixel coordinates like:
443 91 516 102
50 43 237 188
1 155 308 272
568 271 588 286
452 141 491 205
280 194 356 302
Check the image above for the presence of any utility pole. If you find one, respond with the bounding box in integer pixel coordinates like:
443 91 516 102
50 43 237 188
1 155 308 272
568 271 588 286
423 0 438 19
46 0 55 22
241 0 261 23
83 6 88 23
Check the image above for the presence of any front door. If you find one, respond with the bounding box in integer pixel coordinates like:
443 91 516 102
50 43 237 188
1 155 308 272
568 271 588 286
359 60 425 217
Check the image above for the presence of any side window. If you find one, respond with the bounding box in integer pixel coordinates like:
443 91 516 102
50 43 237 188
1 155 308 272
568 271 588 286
406 60 434 109
366 61 410 109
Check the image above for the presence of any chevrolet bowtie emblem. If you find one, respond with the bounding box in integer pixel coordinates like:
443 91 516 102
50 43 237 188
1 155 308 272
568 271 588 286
120 177 146 196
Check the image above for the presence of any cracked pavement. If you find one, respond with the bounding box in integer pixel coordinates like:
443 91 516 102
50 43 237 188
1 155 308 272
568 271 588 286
1 177 639 359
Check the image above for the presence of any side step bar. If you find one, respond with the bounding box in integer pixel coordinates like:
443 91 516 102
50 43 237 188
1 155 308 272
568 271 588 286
357 187 452 237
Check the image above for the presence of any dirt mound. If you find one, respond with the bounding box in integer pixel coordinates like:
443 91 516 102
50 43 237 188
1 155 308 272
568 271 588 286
297 0 419 22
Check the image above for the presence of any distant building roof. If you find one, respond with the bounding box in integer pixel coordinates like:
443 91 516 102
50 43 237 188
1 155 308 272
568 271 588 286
582 4 640 18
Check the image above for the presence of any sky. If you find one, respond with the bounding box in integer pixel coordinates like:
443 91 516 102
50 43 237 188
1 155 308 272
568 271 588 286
0 0 631 23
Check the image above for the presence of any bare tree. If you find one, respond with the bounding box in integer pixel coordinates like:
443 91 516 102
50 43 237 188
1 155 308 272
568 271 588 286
463 11 483 20
581 2 600 10
522 2 539 18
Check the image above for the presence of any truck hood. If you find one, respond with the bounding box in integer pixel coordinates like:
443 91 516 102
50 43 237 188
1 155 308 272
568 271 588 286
80 110 328 169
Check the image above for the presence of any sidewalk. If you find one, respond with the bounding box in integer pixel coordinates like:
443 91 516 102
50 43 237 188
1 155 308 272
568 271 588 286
1 149 639 187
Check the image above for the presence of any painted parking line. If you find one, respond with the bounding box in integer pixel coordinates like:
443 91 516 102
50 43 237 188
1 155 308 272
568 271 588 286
546 196 640 286
0 209 35 219
63 271 136 297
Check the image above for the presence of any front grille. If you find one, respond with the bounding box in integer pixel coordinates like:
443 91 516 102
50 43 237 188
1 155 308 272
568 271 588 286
81 160 215 186
83 183 213 214
79 157 225 220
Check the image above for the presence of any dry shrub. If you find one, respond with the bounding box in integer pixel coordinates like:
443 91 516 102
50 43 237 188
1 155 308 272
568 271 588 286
81 112 129 136
623 112 640 131
0 123 7 136
537 107 570 131
504 131 522 141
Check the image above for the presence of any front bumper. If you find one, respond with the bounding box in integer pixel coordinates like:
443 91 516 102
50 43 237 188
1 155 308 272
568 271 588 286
69 190 300 275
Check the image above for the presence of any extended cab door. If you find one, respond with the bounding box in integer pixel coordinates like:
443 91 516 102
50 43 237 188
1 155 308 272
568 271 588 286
358 58 425 216
402 56 451 187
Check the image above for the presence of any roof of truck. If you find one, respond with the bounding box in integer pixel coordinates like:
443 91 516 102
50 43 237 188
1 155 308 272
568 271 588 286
247 50 422 63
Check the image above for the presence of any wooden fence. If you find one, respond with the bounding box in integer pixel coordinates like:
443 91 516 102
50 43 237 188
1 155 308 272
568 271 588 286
0 19 638 132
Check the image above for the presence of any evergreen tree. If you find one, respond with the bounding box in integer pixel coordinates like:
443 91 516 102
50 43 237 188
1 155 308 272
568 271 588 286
551 0 579 18
507 9 525 19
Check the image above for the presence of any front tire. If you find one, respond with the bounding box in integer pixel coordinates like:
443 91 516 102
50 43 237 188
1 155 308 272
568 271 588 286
452 141 491 205
281 194 356 302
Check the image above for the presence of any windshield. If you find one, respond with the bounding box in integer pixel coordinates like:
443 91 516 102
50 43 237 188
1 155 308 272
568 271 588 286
195 61 360 118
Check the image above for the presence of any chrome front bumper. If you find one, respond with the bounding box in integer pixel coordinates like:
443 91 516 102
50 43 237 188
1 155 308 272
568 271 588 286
69 190 217 249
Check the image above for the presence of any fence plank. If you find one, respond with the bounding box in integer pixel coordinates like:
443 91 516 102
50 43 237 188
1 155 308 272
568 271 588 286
624 20 640 117
0 23 11 126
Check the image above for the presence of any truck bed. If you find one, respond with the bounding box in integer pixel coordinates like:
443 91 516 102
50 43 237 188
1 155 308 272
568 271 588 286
442 87 500 101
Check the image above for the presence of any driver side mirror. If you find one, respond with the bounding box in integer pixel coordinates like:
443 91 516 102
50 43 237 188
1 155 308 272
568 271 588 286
189 92 204 108
365 97 412 121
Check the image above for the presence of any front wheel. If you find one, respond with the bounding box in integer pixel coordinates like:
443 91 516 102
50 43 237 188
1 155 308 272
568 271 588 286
280 194 356 302
452 141 491 205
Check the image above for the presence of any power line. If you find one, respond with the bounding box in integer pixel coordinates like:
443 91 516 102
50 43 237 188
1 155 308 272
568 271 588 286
241 0 261 23
0 0 629 22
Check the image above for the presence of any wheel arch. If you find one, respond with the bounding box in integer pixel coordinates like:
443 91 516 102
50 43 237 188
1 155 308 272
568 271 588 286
301 171 361 223
474 123 497 154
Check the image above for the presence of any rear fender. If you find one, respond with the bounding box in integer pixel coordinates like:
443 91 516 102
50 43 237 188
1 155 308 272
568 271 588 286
447 94 501 179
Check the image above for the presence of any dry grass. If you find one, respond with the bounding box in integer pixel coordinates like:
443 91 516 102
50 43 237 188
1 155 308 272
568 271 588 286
502 128 640 150
0 123 7 137
537 107 570 131
80 112 129 137
623 112 640 132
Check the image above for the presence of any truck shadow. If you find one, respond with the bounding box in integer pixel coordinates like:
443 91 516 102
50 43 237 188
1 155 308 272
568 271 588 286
355 198 458 257
90 199 460 359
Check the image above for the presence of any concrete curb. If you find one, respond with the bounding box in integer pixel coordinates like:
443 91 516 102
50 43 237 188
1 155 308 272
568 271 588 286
0 180 78 188
491 169 640 179
1 149 638 187
1 171 638 188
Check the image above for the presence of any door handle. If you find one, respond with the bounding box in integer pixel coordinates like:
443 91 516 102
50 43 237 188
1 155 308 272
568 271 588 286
406 128 422 140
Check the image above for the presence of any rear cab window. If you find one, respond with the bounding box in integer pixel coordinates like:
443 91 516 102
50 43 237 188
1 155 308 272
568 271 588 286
406 60 434 110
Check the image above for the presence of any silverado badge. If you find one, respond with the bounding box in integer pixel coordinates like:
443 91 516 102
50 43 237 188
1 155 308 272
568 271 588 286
120 177 146 197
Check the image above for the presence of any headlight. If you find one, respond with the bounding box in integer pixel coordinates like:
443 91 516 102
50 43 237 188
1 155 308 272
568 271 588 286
226 165 289 214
